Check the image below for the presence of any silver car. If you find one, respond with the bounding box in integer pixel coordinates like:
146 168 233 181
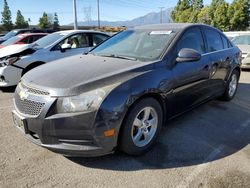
0 30 110 87
232 35 250 69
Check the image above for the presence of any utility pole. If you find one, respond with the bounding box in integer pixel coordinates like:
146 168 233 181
97 0 100 28
159 7 164 24
73 0 78 30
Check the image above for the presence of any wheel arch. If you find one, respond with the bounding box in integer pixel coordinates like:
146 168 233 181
22 61 45 76
116 92 167 146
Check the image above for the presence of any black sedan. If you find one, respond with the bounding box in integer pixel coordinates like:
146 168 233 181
12 23 241 157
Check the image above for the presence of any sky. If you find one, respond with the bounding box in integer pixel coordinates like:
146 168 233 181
0 0 234 25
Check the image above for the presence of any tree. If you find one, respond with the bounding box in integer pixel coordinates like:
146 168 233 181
228 0 249 31
52 13 60 30
213 2 229 31
38 12 51 29
190 0 204 23
1 0 13 31
171 0 192 23
197 6 211 24
15 10 29 29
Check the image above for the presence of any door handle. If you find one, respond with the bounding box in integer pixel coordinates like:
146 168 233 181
203 65 209 71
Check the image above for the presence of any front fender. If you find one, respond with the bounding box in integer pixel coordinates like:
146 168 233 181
94 67 173 149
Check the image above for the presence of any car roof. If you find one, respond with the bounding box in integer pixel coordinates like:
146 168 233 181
133 23 211 32
17 33 48 37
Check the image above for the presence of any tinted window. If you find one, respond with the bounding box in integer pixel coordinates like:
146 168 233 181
20 36 30 43
221 35 229 49
92 34 109 47
177 27 205 54
204 29 223 52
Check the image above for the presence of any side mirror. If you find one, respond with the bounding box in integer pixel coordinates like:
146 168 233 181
176 48 201 63
60 43 72 52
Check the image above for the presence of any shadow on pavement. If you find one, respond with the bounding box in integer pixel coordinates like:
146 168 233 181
65 83 250 170
0 86 16 93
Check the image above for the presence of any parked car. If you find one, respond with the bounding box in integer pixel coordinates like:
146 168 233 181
0 33 47 49
232 35 250 69
0 30 110 87
12 23 241 157
0 28 55 44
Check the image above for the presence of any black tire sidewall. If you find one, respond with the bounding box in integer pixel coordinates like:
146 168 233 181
119 98 163 155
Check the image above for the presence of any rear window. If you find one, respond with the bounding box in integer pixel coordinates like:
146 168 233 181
204 29 223 52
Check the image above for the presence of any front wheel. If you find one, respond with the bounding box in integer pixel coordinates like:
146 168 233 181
119 98 163 155
220 70 239 101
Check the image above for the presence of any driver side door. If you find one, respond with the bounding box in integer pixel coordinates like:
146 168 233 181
167 27 211 116
48 33 91 62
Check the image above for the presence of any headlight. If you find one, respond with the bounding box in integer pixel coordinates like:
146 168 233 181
57 89 107 113
0 57 20 67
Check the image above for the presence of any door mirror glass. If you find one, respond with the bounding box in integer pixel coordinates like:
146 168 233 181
176 48 201 63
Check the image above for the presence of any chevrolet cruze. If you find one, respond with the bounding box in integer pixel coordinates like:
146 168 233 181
12 24 241 157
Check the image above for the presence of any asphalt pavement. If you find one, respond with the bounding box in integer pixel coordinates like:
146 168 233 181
0 71 250 188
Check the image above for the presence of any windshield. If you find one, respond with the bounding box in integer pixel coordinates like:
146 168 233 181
2 30 18 40
232 35 250 45
91 30 176 61
1 35 22 46
33 32 67 49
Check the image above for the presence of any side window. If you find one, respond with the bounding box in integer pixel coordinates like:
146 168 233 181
204 29 223 52
92 34 109 47
20 37 30 44
32 35 45 43
177 27 205 54
221 35 230 49
54 33 90 50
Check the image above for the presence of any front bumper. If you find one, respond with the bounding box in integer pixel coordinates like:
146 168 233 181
12 84 117 157
0 65 23 87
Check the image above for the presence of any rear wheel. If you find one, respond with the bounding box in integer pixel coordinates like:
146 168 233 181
119 98 163 155
221 70 239 101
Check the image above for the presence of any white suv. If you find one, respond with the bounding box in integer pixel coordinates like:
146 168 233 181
0 30 109 87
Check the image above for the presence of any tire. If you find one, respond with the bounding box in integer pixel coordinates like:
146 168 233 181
220 69 239 101
119 98 163 155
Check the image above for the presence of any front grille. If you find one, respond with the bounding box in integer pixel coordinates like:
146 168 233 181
21 83 50 96
15 97 45 116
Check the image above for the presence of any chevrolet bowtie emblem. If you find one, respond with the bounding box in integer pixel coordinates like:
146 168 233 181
19 90 29 101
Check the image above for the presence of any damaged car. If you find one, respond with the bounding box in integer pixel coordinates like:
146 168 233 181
12 23 241 157
0 30 110 87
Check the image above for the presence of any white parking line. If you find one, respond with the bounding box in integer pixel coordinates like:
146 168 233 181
176 145 224 188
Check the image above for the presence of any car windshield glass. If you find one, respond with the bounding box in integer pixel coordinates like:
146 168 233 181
2 30 18 40
91 30 176 62
232 35 250 45
1 35 22 46
32 32 67 49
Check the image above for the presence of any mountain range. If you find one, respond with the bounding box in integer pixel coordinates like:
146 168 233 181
69 8 173 27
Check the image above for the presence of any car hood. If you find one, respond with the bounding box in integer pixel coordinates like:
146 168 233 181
0 44 31 58
22 54 154 97
237 45 250 53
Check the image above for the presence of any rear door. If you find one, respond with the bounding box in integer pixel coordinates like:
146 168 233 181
202 27 231 94
168 27 211 116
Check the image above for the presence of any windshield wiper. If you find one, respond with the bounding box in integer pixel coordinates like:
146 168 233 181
100 54 137 61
